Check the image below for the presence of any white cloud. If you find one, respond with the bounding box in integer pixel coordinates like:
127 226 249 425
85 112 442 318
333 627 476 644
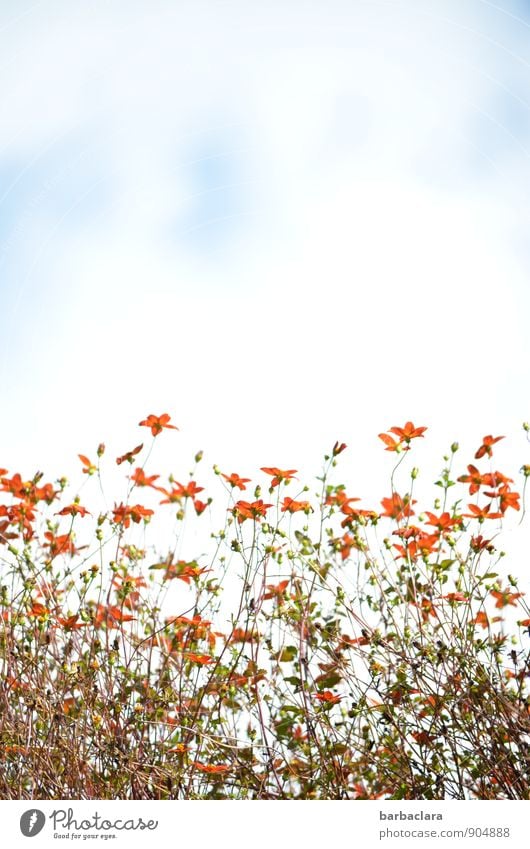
0 1 529 581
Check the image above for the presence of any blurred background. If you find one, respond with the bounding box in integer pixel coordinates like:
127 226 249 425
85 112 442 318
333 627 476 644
0 1 529 567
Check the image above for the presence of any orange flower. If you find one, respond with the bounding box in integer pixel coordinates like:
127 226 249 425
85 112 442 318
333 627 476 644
55 613 87 630
44 531 85 558
159 481 204 503
340 634 370 646
484 485 520 514
28 601 50 617
56 503 91 518
470 534 494 553
412 731 434 745
389 421 427 441
379 422 427 451
116 443 143 466
263 580 290 600
490 588 524 609
412 597 438 622
93 604 135 628
139 413 179 436
231 499 272 524
315 690 341 704
260 467 297 487
78 454 97 475
332 441 347 456
112 503 154 527
221 472 251 490
471 611 490 629
167 744 188 754
393 533 439 561
483 470 513 488
457 464 487 495
112 573 147 593
338 533 363 561
228 627 260 643
186 653 214 665
464 503 502 521
475 434 504 460
159 559 211 583
281 497 312 514
423 511 462 533
129 468 161 488
192 762 230 774
441 592 467 603
326 490 361 511
380 493 416 521
0 473 24 496
378 433 402 452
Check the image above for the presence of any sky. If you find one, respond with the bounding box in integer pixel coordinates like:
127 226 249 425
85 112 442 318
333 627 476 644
0 0 529 572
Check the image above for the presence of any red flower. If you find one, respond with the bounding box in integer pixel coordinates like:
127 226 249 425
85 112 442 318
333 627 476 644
139 413 179 436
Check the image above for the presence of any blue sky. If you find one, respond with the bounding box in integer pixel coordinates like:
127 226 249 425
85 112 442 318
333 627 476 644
0 1 529 572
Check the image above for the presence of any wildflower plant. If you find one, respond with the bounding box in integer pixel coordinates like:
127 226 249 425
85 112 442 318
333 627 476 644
0 414 529 799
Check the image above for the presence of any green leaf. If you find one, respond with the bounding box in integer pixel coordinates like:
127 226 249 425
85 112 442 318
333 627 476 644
277 646 298 662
